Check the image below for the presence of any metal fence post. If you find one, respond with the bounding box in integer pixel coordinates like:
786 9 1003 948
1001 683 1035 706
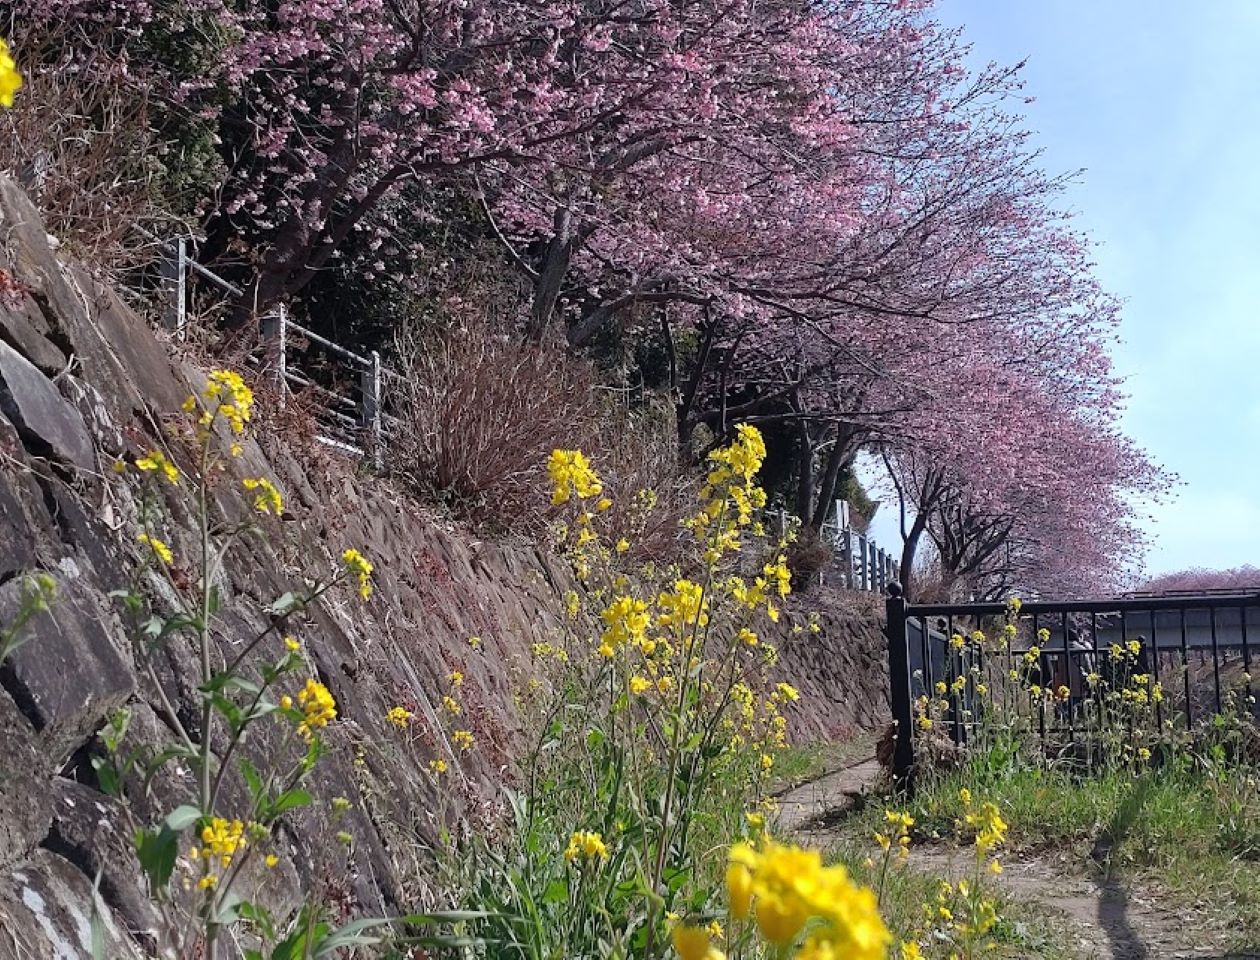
260 303 287 408
859 536 870 591
841 530 853 589
885 583 915 791
162 237 186 336
361 349 383 469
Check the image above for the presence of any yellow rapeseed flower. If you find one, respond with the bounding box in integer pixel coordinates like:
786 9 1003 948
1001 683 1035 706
200 818 246 868
295 678 336 737
453 729 475 750
342 548 373 600
672 925 725 960
204 369 254 435
135 449 180 485
629 675 651 696
727 836 888 958
386 706 413 728
137 533 174 565
564 830 608 865
429 758 448 775
547 449 603 505
242 477 283 515
0 38 23 107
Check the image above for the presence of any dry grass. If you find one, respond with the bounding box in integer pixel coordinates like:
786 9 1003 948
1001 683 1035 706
0 26 174 277
388 318 601 527
387 316 698 549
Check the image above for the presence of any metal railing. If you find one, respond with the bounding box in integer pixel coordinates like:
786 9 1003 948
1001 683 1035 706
152 234 391 465
819 510 899 593
883 585 1260 787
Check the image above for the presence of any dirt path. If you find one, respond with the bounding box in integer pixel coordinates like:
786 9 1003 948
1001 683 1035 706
777 758 1256 960
775 755 882 835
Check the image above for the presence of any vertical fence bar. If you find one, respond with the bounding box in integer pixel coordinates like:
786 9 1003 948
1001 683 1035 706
841 531 854 589
361 349 383 469
1149 609 1164 729
1243 605 1253 716
162 237 187 335
859 536 869 591
884 586 915 790
1180 608 1192 726
260 303 287 407
1062 610 1074 750
1210 606 1222 714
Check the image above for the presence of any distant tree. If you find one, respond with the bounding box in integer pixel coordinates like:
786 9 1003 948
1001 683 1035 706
1139 567 1260 594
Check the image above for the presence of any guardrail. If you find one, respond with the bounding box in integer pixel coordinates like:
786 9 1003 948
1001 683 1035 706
820 516 899 593
150 233 392 464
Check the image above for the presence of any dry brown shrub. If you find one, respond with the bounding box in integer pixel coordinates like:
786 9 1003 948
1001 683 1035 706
785 527 833 592
388 319 601 527
0 26 173 279
389 318 697 547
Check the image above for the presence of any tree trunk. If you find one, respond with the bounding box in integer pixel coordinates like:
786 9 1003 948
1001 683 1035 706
899 510 929 600
525 207 573 341
794 421 814 521
808 425 859 532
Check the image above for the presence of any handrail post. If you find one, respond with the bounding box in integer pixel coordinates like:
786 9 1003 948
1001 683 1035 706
361 350 383 469
885 583 915 791
842 530 853 589
260 303 287 409
162 237 186 336
859 536 870 591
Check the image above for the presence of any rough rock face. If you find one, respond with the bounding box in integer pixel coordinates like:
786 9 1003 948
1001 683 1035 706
0 177 890 958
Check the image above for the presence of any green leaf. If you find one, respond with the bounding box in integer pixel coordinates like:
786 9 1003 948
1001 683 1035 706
91 757 119 799
142 745 198 792
266 592 301 616
215 891 248 925
541 878 569 905
239 758 265 806
164 805 203 832
239 901 277 941
134 826 178 892
271 789 312 816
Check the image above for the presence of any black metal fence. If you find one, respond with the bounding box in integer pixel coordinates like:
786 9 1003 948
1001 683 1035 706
884 585 1260 786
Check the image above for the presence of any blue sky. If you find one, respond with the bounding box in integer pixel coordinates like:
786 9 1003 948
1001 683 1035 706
866 0 1260 578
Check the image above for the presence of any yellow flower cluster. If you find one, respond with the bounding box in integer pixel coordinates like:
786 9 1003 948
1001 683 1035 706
564 830 609 865
548 450 603 505
452 729 475 750
599 595 651 658
342 548 373 600
243 477 283 515
726 836 889 959
295 678 337 738
688 425 770 559
135 449 180 485
387 706 413 728
190 817 247 877
204 369 254 435
0 38 21 107
138 533 174 565
959 789 1007 856
672 925 726 960
658 579 709 633
875 809 914 860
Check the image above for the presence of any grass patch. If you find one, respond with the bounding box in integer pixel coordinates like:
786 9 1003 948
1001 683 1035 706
769 734 879 793
882 752 1260 949
822 842 1077 959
